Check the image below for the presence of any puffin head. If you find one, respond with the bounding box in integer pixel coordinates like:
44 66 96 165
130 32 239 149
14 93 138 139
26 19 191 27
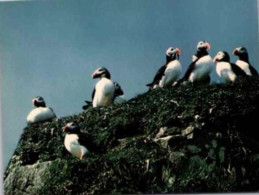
233 47 248 57
113 82 124 97
197 41 210 51
213 51 230 63
92 67 111 79
32 96 46 107
62 122 80 134
166 47 181 60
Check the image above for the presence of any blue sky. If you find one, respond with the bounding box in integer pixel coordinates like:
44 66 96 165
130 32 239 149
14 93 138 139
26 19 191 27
0 0 258 169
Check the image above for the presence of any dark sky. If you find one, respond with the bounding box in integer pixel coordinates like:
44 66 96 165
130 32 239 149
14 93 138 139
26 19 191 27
0 0 258 169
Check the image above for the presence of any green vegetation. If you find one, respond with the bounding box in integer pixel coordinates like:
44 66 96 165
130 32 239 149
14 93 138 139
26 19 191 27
4 77 259 194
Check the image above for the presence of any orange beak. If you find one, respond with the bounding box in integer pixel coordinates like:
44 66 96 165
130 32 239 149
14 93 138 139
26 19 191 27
92 70 99 79
213 56 218 63
206 42 211 50
32 98 36 104
175 48 182 55
62 125 68 132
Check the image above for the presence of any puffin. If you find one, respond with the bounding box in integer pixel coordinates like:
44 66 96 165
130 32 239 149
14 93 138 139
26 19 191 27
82 81 125 109
91 67 115 108
232 47 258 76
146 46 182 89
213 51 247 82
113 82 126 104
62 122 88 159
178 41 213 84
26 96 56 124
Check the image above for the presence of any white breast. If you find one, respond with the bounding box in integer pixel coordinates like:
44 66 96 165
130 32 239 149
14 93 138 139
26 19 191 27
26 107 56 124
64 134 88 159
93 78 115 108
236 60 252 76
189 55 213 82
159 60 182 87
216 62 236 82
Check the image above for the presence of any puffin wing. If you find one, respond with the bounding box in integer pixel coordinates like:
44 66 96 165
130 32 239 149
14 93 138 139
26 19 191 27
180 61 197 81
249 64 259 76
77 134 88 147
77 133 93 152
49 107 57 117
91 88 96 101
146 64 167 87
230 63 248 77
82 88 95 110
69 133 87 148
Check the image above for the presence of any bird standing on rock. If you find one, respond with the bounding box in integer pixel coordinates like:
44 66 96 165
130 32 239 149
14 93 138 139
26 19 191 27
26 96 56 124
91 67 115 108
213 51 247 82
178 41 213 84
112 82 126 104
82 81 125 109
146 46 182 89
63 122 88 159
232 47 258 76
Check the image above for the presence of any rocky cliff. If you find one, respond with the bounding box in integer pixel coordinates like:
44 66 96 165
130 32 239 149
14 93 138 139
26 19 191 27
4 77 259 194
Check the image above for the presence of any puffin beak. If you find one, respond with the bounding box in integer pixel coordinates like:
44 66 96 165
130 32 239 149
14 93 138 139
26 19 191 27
92 71 99 79
32 98 36 105
92 72 97 79
233 49 238 55
175 48 181 55
206 42 211 50
213 56 218 63
62 125 68 132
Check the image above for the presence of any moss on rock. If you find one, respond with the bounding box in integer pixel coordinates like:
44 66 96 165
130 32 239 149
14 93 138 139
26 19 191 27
4 77 259 194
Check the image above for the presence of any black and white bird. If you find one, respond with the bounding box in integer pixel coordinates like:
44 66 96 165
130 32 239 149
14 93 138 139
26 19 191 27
213 51 247 82
62 122 88 159
82 81 125 110
233 47 258 76
91 67 115 108
113 82 126 104
26 96 56 124
178 41 213 84
146 47 182 89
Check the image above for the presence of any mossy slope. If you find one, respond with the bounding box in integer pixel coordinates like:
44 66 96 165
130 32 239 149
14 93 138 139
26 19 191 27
4 77 259 194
